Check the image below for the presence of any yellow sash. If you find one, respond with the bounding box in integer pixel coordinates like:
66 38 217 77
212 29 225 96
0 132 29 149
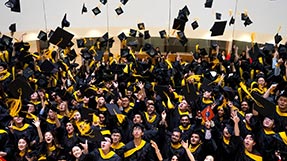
98 149 116 159
276 106 287 117
0 129 7 134
244 149 262 161
263 128 275 135
202 98 213 105
171 143 182 149
46 118 56 124
178 107 189 116
12 123 30 131
223 136 230 145
188 144 201 153
179 124 191 131
48 145 56 152
124 140 146 158
144 112 156 123
279 131 287 145
245 123 252 131
111 142 125 150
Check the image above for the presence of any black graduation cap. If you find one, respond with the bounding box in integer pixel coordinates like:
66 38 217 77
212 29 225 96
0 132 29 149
127 40 138 47
106 103 122 115
229 16 235 26
244 17 253 26
8 77 34 100
251 92 276 119
191 21 199 30
118 32 127 41
201 77 213 92
204 0 213 8
159 30 167 39
102 32 109 41
95 50 104 61
80 48 93 60
241 13 248 21
121 48 130 57
248 43 263 60
5 0 21 13
182 83 198 103
115 7 124 15
210 21 227 36
37 30 47 41
172 18 186 32
92 7 101 16
48 30 54 38
138 23 145 30
216 13 222 20
143 43 157 57
61 13 70 28
274 33 282 44
120 0 128 5
82 3 87 14
67 49 77 61
77 39 85 48
23 67 34 79
181 5 190 16
177 31 188 46
144 30 151 40
40 60 57 74
49 27 74 49
263 43 274 52
9 23 16 33
129 29 137 37
1 35 13 46
100 0 107 5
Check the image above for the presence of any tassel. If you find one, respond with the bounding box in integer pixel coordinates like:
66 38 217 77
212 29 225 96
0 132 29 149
163 92 174 109
7 89 22 117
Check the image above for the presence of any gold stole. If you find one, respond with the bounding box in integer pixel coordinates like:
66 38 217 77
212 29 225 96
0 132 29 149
178 107 189 116
111 142 125 150
223 136 230 145
263 128 275 135
179 124 191 131
48 145 56 152
276 106 287 117
188 144 201 153
12 123 30 131
46 118 56 124
171 143 182 149
124 107 132 113
0 129 7 134
0 70 11 81
98 149 116 159
124 140 146 158
279 132 287 145
244 149 262 161
202 98 213 105
144 112 156 123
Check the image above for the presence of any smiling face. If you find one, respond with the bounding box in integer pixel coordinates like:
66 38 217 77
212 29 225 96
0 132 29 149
44 132 54 144
190 133 201 145
277 96 287 112
72 146 82 159
171 131 181 144
18 138 28 151
263 117 274 129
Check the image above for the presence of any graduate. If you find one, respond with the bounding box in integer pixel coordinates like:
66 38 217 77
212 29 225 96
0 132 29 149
123 123 156 161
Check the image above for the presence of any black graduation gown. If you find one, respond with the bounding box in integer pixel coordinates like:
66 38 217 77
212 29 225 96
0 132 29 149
123 140 156 161
233 136 263 161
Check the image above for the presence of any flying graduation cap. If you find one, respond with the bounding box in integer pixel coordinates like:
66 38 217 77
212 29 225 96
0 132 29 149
210 21 227 36
61 13 70 28
82 3 88 14
5 0 21 12
115 7 124 15
204 0 213 8
191 21 199 30
49 27 74 49
92 7 101 16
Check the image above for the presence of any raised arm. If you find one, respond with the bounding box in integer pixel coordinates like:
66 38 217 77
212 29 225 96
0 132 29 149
181 140 196 161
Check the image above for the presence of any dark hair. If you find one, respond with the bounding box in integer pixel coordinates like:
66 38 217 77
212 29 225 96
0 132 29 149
132 123 145 132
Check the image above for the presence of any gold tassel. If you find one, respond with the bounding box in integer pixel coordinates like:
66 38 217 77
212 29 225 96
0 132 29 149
239 82 263 107
250 69 254 80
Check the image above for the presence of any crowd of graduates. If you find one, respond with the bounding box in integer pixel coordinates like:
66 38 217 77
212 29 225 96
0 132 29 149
0 32 287 161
